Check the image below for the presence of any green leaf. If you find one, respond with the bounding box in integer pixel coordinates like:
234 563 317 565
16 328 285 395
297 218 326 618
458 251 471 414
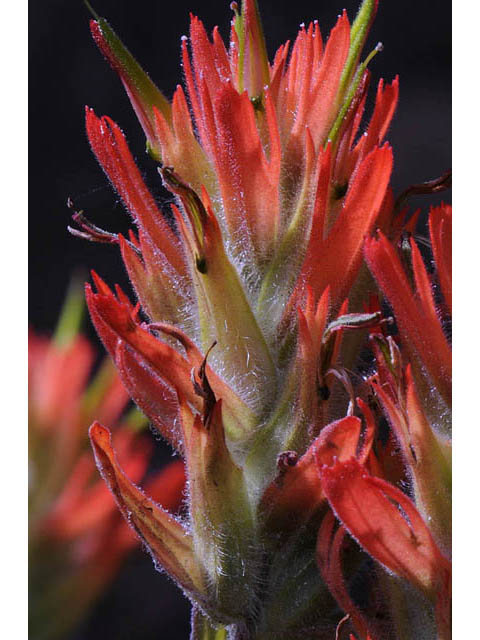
53 276 85 347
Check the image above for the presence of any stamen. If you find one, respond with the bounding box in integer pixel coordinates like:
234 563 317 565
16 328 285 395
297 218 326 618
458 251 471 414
160 166 208 272
67 198 142 257
394 169 452 213
335 614 351 640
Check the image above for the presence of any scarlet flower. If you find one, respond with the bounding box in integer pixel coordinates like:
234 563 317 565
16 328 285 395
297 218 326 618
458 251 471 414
73 1 451 637
29 289 186 639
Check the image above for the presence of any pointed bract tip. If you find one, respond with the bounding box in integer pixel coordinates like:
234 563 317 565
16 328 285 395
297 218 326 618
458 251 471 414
89 420 109 442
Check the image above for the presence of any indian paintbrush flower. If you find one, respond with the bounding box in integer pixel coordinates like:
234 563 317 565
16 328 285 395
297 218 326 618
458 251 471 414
73 1 451 637
29 285 186 640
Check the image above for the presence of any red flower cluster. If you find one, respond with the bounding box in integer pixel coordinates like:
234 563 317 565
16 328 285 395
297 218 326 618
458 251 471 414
29 303 186 638
71 1 451 637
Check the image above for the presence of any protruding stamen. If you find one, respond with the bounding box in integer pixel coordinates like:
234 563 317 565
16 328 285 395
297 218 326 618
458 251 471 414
67 199 142 257
160 167 208 272
394 169 452 213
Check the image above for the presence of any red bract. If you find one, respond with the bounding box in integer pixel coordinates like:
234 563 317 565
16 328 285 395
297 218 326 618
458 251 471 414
320 458 449 597
319 458 451 639
364 204 452 408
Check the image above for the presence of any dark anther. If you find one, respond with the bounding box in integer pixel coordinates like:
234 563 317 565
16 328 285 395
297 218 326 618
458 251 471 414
318 384 330 401
250 95 264 112
333 181 348 200
196 255 208 274
409 443 417 463
277 451 298 469
192 341 217 429
274 451 298 487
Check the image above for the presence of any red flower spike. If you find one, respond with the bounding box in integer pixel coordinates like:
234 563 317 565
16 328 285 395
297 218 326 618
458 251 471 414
30 320 188 638
89 422 205 598
78 0 452 634
320 458 451 598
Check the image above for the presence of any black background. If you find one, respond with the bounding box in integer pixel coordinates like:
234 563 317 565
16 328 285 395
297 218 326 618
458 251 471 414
29 1 451 638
